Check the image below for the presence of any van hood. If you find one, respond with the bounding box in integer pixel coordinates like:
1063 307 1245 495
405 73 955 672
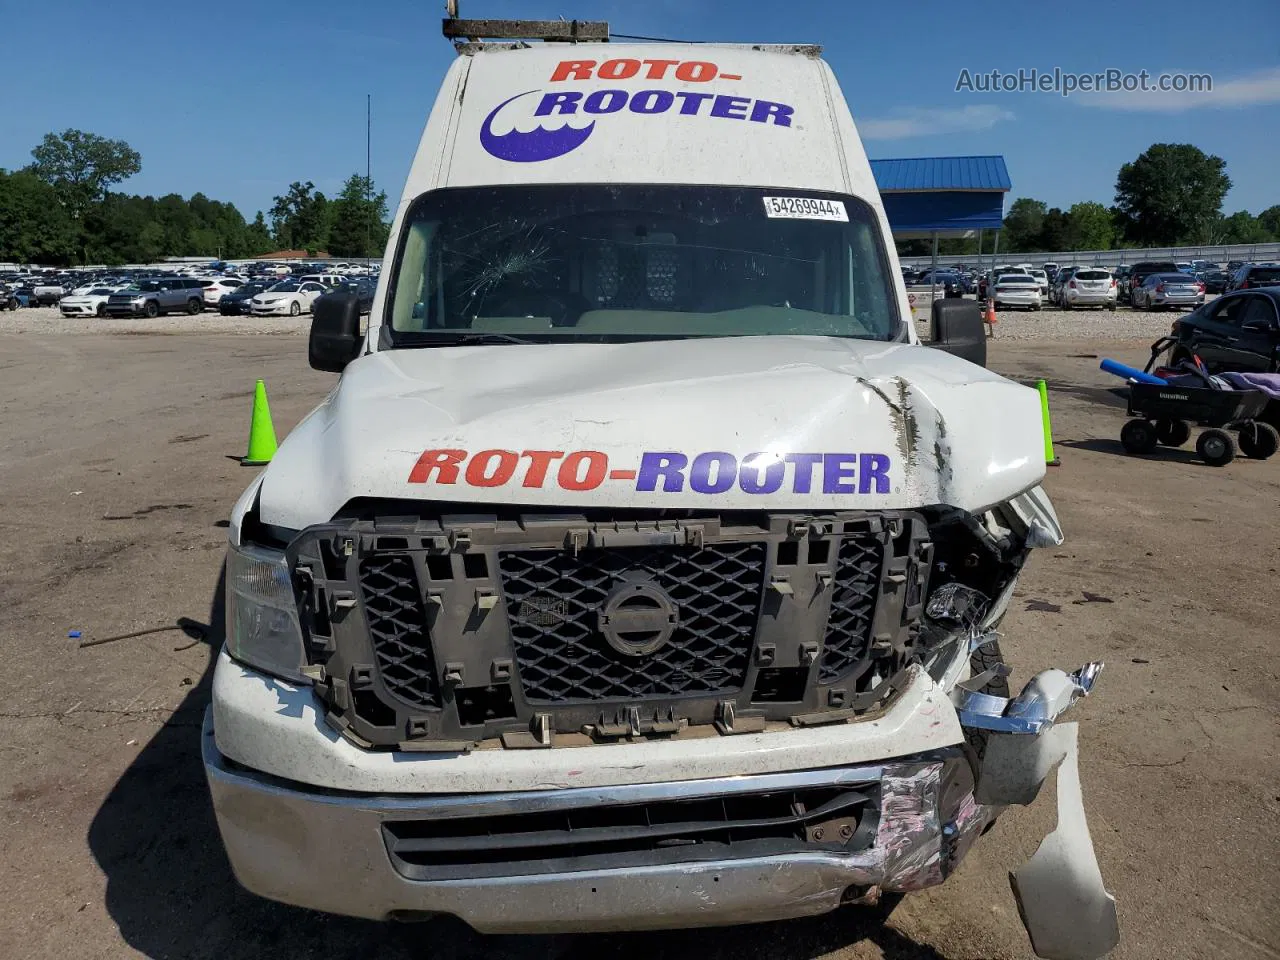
257 336 1046 530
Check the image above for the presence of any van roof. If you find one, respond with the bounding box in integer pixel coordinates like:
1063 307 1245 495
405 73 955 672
403 44 881 202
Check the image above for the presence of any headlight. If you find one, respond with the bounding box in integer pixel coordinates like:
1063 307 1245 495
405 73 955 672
225 542 309 684
132 296 146 303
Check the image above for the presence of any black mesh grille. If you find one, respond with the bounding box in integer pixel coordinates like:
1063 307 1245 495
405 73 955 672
820 535 884 682
499 544 765 703
359 555 440 709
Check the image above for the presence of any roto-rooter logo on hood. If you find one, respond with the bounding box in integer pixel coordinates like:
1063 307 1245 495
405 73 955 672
408 449 892 496
480 58 796 163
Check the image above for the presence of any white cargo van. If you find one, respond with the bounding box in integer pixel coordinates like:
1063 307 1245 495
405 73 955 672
205 18 1117 958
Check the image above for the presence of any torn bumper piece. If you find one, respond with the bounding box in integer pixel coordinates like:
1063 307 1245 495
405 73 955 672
953 662 1120 960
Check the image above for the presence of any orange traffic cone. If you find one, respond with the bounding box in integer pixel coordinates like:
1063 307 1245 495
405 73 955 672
984 298 997 337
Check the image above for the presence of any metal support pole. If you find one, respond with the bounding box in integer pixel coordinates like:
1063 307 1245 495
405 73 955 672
930 232 939 305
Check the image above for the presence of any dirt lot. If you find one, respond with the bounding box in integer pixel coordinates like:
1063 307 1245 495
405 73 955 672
0 327 1277 960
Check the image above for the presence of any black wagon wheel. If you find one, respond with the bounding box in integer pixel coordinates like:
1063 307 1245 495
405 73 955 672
1238 421 1279 460
1155 418 1191 447
1120 418 1158 455
1196 428 1236 467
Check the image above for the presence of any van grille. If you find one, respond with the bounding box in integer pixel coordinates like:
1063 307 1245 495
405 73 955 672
499 543 765 703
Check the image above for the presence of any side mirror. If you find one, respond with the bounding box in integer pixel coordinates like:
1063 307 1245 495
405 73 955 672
928 298 987 367
309 292 362 372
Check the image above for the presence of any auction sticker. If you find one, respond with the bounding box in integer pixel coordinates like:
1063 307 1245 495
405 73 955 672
762 196 848 221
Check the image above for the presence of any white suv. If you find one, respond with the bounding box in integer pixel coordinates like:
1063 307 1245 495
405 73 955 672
1061 268 1118 311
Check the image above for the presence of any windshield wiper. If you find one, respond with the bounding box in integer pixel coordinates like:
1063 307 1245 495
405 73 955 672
424 332 540 346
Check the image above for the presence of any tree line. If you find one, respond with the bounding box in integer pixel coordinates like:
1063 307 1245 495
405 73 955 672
898 143 1279 258
0 129 390 265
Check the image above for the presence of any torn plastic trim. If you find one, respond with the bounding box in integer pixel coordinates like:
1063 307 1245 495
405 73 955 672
1010 723 1121 960
954 662 1102 735
997 484 1065 549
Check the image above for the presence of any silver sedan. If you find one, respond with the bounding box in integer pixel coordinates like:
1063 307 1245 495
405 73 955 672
1133 272 1205 310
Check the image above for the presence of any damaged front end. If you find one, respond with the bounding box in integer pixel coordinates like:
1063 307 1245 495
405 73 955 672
922 487 1120 960
225 483 1118 951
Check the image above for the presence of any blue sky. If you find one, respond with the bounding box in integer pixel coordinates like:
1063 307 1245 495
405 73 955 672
4 0 1277 219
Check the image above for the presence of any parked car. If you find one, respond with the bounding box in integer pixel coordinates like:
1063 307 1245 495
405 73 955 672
1201 270 1232 294
33 278 72 305
219 282 272 316
201 278 246 308
1027 268 1049 296
1167 288 1280 373
1125 261 1180 304
1112 265 1131 299
299 273 348 288
104 277 206 317
1041 261 1060 278
1060 268 1117 310
10 283 38 307
1225 263 1280 293
315 277 376 315
59 286 119 317
1049 266 1078 305
249 280 328 316
1132 272 1204 311
0 284 22 311
992 273 1042 310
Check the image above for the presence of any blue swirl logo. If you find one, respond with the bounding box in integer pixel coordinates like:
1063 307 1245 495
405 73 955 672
480 90 595 162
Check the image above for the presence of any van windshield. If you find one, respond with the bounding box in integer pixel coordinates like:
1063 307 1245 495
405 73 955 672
385 184 900 344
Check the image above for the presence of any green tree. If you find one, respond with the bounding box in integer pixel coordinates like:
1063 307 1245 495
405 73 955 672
1256 205 1280 240
27 129 142 224
1214 210 1270 244
1065 201 1114 250
0 169 77 264
1114 143 1230 246
326 174 390 258
1002 198 1046 252
1039 208 1071 251
245 212 274 254
270 181 329 251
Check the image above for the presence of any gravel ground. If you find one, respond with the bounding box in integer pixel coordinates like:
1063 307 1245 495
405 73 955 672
6 301 1204 342
0 306 311 335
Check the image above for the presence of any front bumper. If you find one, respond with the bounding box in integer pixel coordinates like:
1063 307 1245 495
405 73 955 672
250 303 293 315
203 707 987 931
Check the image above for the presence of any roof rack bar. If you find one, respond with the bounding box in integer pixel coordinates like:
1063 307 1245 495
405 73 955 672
441 18 610 43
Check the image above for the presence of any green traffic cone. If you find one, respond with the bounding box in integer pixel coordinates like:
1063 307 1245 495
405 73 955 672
241 379 278 466
1037 379 1061 467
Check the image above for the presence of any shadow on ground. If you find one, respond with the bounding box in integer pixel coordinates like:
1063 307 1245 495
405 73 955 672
1058 437 1208 465
88 567 948 960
